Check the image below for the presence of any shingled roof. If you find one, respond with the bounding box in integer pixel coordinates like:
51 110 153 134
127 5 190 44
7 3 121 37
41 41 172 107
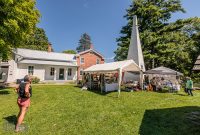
14 48 76 62
193 56 200 70
13 48 77 66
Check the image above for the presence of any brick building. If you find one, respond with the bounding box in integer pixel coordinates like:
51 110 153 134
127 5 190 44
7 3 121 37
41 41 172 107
76 49 104 80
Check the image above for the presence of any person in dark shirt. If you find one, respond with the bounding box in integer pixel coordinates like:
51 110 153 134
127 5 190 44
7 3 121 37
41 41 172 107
15 75 32 132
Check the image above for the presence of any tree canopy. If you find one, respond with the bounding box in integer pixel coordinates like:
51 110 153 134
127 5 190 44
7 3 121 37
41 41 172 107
114 0 200 75
62 50 76 54
76 33 92 53
20 27 49 51
0 0 40 60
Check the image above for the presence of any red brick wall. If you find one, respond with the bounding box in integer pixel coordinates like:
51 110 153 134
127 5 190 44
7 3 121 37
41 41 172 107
77 51 104 80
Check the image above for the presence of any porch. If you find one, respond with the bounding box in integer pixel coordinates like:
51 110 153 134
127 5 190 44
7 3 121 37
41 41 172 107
44 66 77 81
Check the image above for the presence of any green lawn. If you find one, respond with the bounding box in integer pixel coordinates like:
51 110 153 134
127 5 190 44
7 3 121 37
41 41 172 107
0 85 200 135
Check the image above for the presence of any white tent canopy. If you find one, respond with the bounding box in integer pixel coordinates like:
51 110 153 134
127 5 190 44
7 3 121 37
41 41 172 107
84 60 142 97
84 59 141 73
144 66 183 76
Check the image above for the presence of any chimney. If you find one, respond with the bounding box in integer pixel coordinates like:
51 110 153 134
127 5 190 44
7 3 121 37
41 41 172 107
48 43 52 52
90 44 94 49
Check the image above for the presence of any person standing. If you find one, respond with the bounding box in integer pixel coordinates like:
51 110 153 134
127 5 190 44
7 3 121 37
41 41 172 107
186 77 193 96
150 77 157 91
15 75 32 132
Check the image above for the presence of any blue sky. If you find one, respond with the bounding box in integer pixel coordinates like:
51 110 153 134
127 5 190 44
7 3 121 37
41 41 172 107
36 0 200 60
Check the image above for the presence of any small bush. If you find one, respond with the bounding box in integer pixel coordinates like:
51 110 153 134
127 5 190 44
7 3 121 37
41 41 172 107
77 80 83 87
191 72 200 84
31 76 40 84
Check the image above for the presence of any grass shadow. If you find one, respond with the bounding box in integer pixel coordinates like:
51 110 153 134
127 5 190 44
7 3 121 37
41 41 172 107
74 85 82 88
0 90 10 95
88 89 122 98
76 85 119 97
3 115 17 125
87 89 108 96
173 93 188 96
139 106 200 135
73 85 107 96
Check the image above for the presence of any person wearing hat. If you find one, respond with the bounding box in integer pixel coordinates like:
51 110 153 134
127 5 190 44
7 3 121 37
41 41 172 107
186 77 193 96
15 75 32 132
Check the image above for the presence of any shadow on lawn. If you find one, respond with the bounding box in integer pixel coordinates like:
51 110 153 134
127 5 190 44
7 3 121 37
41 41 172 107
87 89 108 95
139 106 200 135
88 89 120 98
173 93 188 96
0 89 10 95
78 86 119 98
74 85 109 96
3 115 17 125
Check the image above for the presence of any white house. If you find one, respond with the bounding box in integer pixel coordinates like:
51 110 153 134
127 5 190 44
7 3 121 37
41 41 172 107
0 48 77 83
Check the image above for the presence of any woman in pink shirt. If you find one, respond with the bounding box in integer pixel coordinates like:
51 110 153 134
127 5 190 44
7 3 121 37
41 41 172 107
15 75 32 132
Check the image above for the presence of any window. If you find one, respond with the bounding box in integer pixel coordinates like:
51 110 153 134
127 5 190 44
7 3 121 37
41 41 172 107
0 72 2 80
80 68 83 75
28 66 34 75
96 59 100 64
50 67 55 76
80 57 84 64
68 68 72 76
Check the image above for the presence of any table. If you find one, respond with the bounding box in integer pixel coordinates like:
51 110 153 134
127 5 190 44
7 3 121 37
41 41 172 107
105 83 118 92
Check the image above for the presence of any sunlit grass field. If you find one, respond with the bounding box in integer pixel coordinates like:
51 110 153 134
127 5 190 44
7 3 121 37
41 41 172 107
0 85 200 135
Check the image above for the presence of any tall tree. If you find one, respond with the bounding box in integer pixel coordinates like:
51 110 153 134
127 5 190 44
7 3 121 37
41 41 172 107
153 18 200 74
20 27 49 51
114 0 200 75
0 0 40 60
76 33 92 53
62 50 76 54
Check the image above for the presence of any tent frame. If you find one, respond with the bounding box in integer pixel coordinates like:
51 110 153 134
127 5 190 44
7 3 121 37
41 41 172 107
84 60 143 97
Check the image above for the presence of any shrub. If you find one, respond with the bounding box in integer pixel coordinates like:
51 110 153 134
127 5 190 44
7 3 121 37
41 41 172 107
77 80 83 87
31 76 40 84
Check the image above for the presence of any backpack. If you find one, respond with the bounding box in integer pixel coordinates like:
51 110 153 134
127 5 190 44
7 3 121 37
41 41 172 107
19 82 32 98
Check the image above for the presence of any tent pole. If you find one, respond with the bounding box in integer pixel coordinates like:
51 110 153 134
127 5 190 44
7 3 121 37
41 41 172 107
118 68 122 98
100 74 103 94
140 71 144 90
89 74 92 90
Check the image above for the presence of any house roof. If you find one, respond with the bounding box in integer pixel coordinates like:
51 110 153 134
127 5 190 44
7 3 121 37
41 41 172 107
19 59 77 66
76 49 104 59
193 65 200 70
84 60 141 73
195 59 200 65
144 66 183 76
197 55 200 60
14 48 76 62
193 55 200 70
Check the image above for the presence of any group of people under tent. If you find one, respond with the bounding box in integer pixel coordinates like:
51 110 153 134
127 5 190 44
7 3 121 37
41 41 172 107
123 80 141 92
80 72 195 96
143 75 181 92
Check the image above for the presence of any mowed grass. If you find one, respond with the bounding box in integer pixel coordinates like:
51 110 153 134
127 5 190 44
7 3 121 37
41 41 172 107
0 85 200 135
